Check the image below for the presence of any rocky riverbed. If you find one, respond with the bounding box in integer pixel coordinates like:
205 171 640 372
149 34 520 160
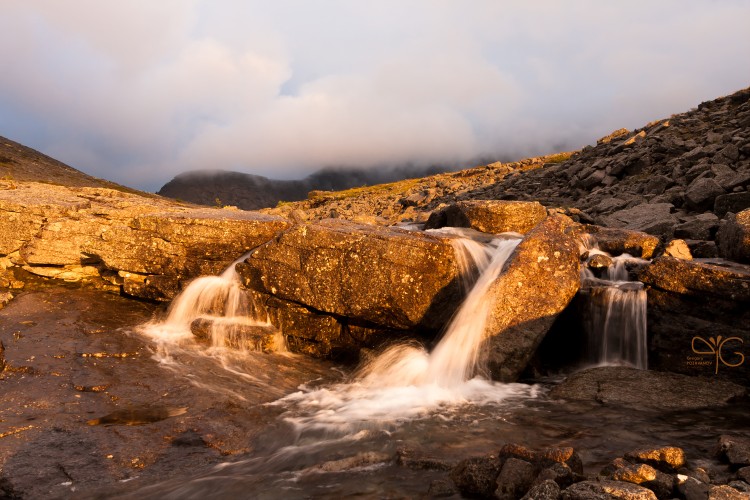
1 280 749 498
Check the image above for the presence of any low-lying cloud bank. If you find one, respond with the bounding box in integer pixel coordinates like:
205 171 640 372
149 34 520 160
1 1 750 190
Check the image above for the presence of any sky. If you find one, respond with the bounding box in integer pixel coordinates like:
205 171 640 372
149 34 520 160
1 1 750 192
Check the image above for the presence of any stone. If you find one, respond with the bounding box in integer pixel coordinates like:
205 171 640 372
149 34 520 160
685 239 719 258
685 178 726 211
484 216 580 381
237 219 461 331
663 239 693 260
450 455 501 498
709 485 749 500
561 479 657 500
718 435 750 467
603 203 678 237
582 225 660 259
587 253 613 269
738 466 750 483
715 193 750 218
597 128 630 145
639 256 750 302
535 463 576 489
623 447 685 473
550 366 746 410
717 209 750 263
676 475 710 500
608 462 674 498
495 457 537 500
728 481 750 493
498 443 583 475
427 479 458 497
522 479 561 500
425 200 547 235
674 213 720 240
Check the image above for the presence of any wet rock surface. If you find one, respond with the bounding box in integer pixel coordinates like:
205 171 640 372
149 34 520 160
550 366 746 410
0 284 335 498
484 216 581 381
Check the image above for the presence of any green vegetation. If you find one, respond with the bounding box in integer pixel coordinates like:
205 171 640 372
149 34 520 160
308 177 422 201
544 152 574 164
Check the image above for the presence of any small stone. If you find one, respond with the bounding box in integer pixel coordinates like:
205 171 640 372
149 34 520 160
718 435 750 467
709 484 749 499
625 446 686 472
495 457 537 500
738 466 750 483
427 478 458 497
587 253 613 269
450 455 501 498
664 239 693 260
561 479 657 500
677 475 709 500
522 479 560 500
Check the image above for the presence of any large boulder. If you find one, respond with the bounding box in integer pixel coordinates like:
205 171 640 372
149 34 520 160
425 200 547 234
484 216 581 381
717 209 750 263
237 219 462 331
602 202 679 237
638 257 750 384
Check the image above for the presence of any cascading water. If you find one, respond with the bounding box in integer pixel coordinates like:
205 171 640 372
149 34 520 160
275 231 538 437
579 236 649 369
142 253 281 349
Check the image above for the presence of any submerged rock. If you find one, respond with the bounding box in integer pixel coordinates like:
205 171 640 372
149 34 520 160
87 406 187 426
550 366 746 410
484 215 581 382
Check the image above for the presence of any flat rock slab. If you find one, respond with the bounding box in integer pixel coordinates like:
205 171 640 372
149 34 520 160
638 256 750 302
550 366 746 410
485 215 581 381
237 219 461 331
603 202 679 237
0 182 289 300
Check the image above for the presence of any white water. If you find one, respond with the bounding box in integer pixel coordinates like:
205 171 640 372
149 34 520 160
274 233 538 436
139 253 283 360
579 236 649 369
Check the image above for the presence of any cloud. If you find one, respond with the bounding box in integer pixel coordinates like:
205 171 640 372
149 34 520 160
1 1 749 190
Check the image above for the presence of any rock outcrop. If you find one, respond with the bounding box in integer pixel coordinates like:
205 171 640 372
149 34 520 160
484 216 581 381
717 208 750 263
0 182 288 301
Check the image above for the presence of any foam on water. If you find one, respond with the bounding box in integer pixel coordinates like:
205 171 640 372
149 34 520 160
579 236 649 369
272 232 538 437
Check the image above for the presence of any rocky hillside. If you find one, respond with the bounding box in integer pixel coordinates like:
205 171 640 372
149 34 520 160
158 164 455 210
267 86 750 256
0 136 139 191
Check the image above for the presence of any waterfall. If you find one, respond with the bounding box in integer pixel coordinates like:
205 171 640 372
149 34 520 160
140 253 282 353
579 237 649 369
274 232 536 435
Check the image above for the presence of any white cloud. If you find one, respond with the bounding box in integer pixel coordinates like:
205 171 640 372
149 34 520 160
0 1 749 190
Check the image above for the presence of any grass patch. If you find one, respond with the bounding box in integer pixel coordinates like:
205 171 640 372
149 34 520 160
544 152 574 164
308 178 423 201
